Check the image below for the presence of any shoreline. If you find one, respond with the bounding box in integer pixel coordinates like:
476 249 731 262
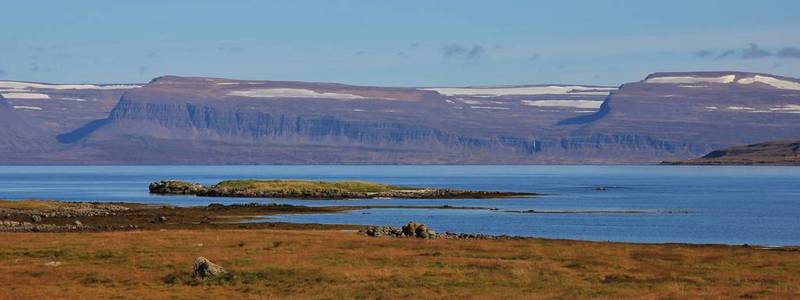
0 199 795 248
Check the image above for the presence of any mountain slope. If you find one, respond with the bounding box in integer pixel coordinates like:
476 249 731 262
552 71 800 161
662 140 800 165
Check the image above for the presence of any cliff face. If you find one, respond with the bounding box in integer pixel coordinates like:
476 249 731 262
552 72 800 161
0 94 48 155
3 72 800 164
64 76 611 163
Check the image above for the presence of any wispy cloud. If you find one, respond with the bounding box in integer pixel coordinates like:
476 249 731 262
777 47 800 59
442 44 486 60
715 49 736 59
741 43 771 59
694 50 713 59
698 43 800 60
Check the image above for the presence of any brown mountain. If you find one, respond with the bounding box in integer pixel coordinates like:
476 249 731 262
662 140 800 165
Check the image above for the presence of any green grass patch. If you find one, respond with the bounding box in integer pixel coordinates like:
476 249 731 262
214 179 409 194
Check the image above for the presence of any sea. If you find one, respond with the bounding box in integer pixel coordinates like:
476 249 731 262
0 165 798 246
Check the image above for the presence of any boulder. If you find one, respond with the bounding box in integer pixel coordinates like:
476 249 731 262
192 257 227 280
152 215 167 223
31 215 43 223
149 180 207 195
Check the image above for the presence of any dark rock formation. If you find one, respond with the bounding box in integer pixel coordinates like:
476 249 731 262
192 257 227 280
149 180 207 195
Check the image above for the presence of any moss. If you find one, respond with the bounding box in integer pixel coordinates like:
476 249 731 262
214 179 409 194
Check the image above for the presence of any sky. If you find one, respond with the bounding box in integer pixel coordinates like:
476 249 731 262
1 0 799 86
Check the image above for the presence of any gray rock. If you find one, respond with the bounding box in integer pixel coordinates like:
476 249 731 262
31 215 43 223
192 257 227 280
73 220 83 226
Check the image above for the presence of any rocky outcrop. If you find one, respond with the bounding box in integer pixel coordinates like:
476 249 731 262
364 222 437 239
192 257 227 280
149 180 207 195
363 222 526 240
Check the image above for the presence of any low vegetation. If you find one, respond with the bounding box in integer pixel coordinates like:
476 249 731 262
215 179 408 194
0 229 798 299
150 179 537 199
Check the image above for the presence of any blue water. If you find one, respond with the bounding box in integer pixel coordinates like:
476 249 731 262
0 165 798 245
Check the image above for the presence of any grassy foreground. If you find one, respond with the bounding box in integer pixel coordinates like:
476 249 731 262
1 229 799 299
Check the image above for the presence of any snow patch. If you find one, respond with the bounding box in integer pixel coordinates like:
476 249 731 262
420 86 615 97
737 75 800 90
727 106 755 111
705 106 718 110
520 100 604 109
227 88 368 100
0 81 140 91
470 106 509 110
458 99 482 105
646 75 736 84
770 104 800 113
12 105 42 110
1 92 51 99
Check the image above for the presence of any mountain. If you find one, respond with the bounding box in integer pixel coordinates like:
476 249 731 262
662 140 800 165
55 76 615 163
0 72 798 164
551 71 800 161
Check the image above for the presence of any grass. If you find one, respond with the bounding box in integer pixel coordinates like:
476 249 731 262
214 179 410 194
0 199 62 210
0 229 798 299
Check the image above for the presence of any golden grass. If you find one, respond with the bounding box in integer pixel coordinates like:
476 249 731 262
0 229 798 299
215 179 408 194
0 199 61 210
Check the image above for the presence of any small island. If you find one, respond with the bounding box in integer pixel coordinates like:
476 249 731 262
149 179 537 199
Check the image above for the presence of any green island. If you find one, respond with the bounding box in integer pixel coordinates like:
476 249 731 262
149 179 537 199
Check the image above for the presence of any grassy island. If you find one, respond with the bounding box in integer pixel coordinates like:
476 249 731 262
149 179 537 199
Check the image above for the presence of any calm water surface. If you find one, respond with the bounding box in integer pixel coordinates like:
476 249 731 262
0 165 798 245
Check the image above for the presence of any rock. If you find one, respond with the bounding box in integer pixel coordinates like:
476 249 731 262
149 180 207 195
73 220 83 226
44 261 62 267
192 257 227 280
365 225 403 237
31 215 43 223
415 224 436 239
152 215 167 223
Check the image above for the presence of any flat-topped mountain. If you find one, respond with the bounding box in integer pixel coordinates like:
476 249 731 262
0 71 798 164
663 140 800 165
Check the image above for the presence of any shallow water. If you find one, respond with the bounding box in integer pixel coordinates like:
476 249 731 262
0 165 798 245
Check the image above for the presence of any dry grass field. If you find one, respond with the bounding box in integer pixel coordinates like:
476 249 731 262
0 229 799 299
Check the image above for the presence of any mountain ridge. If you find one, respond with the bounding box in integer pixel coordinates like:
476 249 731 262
1 71 798 164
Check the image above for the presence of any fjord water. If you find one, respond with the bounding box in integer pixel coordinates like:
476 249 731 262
0 165 798 246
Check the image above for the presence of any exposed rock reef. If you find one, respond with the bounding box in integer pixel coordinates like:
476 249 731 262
2 72 799 163
148 179 537 199
662 140 800 165
363 222 526 240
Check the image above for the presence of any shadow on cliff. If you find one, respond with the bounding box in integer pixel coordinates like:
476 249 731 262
56 118 111 143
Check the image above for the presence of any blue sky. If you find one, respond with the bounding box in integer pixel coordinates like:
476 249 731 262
2 0 799 86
